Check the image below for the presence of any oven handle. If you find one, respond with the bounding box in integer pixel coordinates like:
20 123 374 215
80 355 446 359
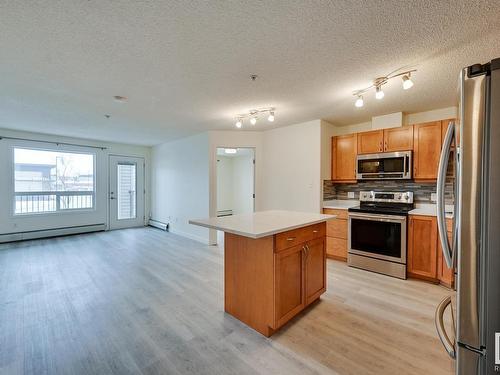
348 213 406 223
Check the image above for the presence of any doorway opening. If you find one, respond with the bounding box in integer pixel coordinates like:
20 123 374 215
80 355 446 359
216 147 255 244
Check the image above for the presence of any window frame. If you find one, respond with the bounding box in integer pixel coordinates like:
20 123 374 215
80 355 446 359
11 145 97 217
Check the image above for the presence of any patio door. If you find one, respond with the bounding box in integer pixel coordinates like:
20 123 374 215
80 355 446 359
109 155 145 230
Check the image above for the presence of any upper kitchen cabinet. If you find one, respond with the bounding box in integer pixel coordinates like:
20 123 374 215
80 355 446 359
331 134 357 182
357 126 414 154
383 125 414 152
413 121 443 180
357 130 384 154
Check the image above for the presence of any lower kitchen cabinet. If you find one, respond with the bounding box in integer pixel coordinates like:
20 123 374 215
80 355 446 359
323 208 348 261
274 244 306 328
407 215 438 280
273 225 326 329
407 215 455 287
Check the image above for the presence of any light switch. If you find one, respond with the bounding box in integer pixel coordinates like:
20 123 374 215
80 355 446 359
431 193 437 202
348 192 355 199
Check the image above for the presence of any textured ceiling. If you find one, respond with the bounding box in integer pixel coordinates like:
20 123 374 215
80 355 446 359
1 1 500 145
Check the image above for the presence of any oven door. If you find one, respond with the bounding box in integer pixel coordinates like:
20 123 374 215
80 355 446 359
348 212 407 264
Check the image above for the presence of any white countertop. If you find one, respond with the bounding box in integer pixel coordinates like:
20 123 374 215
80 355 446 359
409 203 454 218
323 199 359 210
189 210 335 239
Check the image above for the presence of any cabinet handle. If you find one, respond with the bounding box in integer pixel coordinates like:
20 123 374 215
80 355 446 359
286 237 296 241
313 230 319 233
385 141 387 150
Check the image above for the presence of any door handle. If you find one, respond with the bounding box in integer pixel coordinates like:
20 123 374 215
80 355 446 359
435 295 456 359
437 121 455 268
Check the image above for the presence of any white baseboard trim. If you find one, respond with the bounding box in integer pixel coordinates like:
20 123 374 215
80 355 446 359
168 228 209 244
0 223 106 243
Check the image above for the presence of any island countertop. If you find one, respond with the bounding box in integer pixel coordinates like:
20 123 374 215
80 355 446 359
189 210 335 239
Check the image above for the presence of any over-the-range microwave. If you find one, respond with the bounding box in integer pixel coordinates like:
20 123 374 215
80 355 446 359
356 151 412 180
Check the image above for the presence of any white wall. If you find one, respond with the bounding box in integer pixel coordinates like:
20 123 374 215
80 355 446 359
216 156 234 212
232 155 254 215
216 153 254 215
150 132 210 243
0 128 151 235
261 120 322 213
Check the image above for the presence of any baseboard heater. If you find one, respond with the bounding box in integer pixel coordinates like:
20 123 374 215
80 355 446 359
0 223 106 243
149 219 169 231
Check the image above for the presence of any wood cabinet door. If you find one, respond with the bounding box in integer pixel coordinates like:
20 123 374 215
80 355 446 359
357 130 384 154
332 134 357 181
437 228 455 288
383 126 414 152
413 121 443 180
305 237 326 305
407 215 438 280
274 244 305 327
326 237 347 260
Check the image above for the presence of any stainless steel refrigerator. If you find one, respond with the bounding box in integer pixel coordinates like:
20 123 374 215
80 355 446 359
435 59 500 374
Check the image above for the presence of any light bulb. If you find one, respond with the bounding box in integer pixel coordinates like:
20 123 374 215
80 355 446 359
402 74 414 90
235 119 242 128
250 116 257 125
355 96 364 108
267 112 275 122
375 86 384 100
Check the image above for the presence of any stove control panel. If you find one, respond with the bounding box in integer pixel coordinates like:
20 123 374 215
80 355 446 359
359 191 414 204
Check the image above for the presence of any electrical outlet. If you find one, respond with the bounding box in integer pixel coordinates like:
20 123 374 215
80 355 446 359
348 192 355 199
431 193 437 202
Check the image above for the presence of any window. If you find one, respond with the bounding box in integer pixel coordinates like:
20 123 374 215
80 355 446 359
14 148 95 214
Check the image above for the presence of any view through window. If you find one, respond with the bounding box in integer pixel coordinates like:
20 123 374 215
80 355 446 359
14 148 95 214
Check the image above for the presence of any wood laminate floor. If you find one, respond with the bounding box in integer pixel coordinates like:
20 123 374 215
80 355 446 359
0 228 455 375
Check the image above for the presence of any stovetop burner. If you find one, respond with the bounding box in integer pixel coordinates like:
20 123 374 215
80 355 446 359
347 191 415 216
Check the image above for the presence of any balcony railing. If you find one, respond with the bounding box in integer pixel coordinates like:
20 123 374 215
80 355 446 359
15 191 94 214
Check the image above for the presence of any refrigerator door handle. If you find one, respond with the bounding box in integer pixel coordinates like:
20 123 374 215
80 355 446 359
435 295 456 359
437 121 455 268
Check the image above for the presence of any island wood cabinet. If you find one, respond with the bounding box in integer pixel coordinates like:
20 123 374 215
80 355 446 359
331 134 357 182
407 214 454 287
323 208 348 261
225 222 327 337
357 126 414 154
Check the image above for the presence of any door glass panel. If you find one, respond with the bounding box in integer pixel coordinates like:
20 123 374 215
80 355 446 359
117 163 136 220
350 219 401 258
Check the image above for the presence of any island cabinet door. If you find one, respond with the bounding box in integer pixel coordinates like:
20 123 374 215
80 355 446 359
274 244 305 328
305 237 326 305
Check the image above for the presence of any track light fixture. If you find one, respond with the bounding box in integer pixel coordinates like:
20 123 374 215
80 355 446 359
233 107 276 128
353 69 416 107
355 95 364 108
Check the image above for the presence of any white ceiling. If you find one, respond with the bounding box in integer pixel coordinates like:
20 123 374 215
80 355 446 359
1 1 500 146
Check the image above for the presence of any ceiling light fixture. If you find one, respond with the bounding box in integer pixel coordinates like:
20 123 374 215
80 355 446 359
355 95 364 108
233 107 275 128
113 95 127 103
352 68 416 107
224 148 237 154
402 73 414 90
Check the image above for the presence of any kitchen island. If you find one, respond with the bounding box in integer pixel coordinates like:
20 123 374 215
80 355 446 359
189 210 335 336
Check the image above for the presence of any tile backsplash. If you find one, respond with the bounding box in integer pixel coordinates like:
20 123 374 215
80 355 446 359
324 179 455 204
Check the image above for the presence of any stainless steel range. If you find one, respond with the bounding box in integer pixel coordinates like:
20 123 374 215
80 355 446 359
347 191 414 279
